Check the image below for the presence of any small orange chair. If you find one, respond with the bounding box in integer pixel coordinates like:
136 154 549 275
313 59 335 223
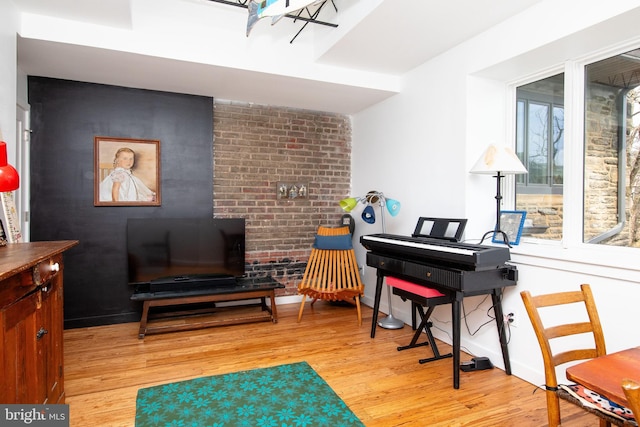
297 225 364 325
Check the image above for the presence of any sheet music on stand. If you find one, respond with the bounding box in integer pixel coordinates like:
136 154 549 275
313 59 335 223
0 192 22 243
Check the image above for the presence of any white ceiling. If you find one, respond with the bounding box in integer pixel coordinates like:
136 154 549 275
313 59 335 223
15 0 540 114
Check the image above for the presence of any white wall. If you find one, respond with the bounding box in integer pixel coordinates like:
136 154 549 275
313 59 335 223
0 0 18 156
352 0 640 387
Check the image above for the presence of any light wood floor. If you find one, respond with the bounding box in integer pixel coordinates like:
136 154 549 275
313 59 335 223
64 301 601 426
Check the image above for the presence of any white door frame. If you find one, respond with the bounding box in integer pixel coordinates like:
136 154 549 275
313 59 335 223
15 103 30 242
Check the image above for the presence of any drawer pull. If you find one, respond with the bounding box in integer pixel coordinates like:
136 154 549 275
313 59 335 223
36 328 49 340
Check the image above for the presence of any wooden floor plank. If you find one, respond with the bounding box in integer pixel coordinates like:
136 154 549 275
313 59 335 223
64 301 602 426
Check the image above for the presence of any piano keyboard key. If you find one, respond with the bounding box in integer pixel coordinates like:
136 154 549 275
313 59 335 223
361 235 476 256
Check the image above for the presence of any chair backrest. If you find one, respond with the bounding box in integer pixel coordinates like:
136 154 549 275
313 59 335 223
297 225 364 325
317 225 350 238
622 378 640 421
520 284 607 426
300 225 363 294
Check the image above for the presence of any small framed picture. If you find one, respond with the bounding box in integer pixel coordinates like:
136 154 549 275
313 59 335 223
94 136 161 206
493 210 527 246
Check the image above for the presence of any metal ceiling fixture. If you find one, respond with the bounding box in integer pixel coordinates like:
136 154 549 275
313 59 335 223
206 0 338 43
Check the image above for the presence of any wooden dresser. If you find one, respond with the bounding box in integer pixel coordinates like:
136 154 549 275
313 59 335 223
0 241 78 404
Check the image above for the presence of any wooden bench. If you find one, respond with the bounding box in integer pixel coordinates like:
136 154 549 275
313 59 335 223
130 276 284 338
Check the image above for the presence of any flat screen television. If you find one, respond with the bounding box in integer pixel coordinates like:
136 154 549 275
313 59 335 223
127 218 245 289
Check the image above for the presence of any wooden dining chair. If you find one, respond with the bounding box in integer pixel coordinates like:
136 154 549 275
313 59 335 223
622 379 640 424
297 225 364 325
521 284 631 427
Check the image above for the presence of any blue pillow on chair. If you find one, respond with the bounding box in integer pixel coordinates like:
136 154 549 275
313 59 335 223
313 234 353 250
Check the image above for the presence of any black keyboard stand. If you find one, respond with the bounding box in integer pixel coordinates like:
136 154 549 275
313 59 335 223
369 266 515 389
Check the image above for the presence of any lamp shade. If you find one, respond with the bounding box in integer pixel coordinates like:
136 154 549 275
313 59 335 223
361 204 376 224
339 197 358 212
469 144 528 175
385 198 401 217
0 142 19 192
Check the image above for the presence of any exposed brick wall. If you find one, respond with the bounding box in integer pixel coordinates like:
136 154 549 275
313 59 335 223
213 100 352 295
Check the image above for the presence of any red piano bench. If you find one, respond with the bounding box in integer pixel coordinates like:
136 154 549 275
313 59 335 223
387 276 454 364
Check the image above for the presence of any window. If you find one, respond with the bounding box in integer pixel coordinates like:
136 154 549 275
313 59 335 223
514 48 640 248
515 74 565 241
584 48 640 247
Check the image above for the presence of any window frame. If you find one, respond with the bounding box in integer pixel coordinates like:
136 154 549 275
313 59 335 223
505 40 640 268
516 87 565 193
506 66 567 247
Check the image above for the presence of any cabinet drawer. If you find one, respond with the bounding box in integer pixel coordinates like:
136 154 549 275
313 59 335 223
32 254 63 286
366 252 405 274
3 288 39 330
0 274 29 309
0 254 63 309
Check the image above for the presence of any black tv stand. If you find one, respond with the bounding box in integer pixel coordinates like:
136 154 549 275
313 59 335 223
148 274 237 293
131 276 284 338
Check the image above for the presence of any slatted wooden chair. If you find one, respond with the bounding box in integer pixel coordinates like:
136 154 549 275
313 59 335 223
297 225 364 326
521 284 633 427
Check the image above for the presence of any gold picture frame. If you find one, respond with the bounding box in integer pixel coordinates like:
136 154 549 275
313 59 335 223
94 136 161 206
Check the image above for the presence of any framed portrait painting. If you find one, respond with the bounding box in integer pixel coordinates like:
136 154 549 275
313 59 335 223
492 210 526 246
94 136 161 206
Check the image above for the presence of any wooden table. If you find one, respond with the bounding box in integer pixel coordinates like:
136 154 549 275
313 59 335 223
566 347 640 407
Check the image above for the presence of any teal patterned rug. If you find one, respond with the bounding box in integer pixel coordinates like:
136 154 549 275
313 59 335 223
135 361 365 427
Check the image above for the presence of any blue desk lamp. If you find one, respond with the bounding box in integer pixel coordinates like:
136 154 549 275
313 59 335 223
339 191 403 329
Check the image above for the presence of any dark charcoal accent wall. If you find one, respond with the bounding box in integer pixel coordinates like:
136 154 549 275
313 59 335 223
28 77 214 328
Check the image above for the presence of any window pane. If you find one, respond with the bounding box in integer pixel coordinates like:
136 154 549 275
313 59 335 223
515 74 564 241
584 48 640 247
528 103 549 185
552 106 564 185
516 100 525 185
